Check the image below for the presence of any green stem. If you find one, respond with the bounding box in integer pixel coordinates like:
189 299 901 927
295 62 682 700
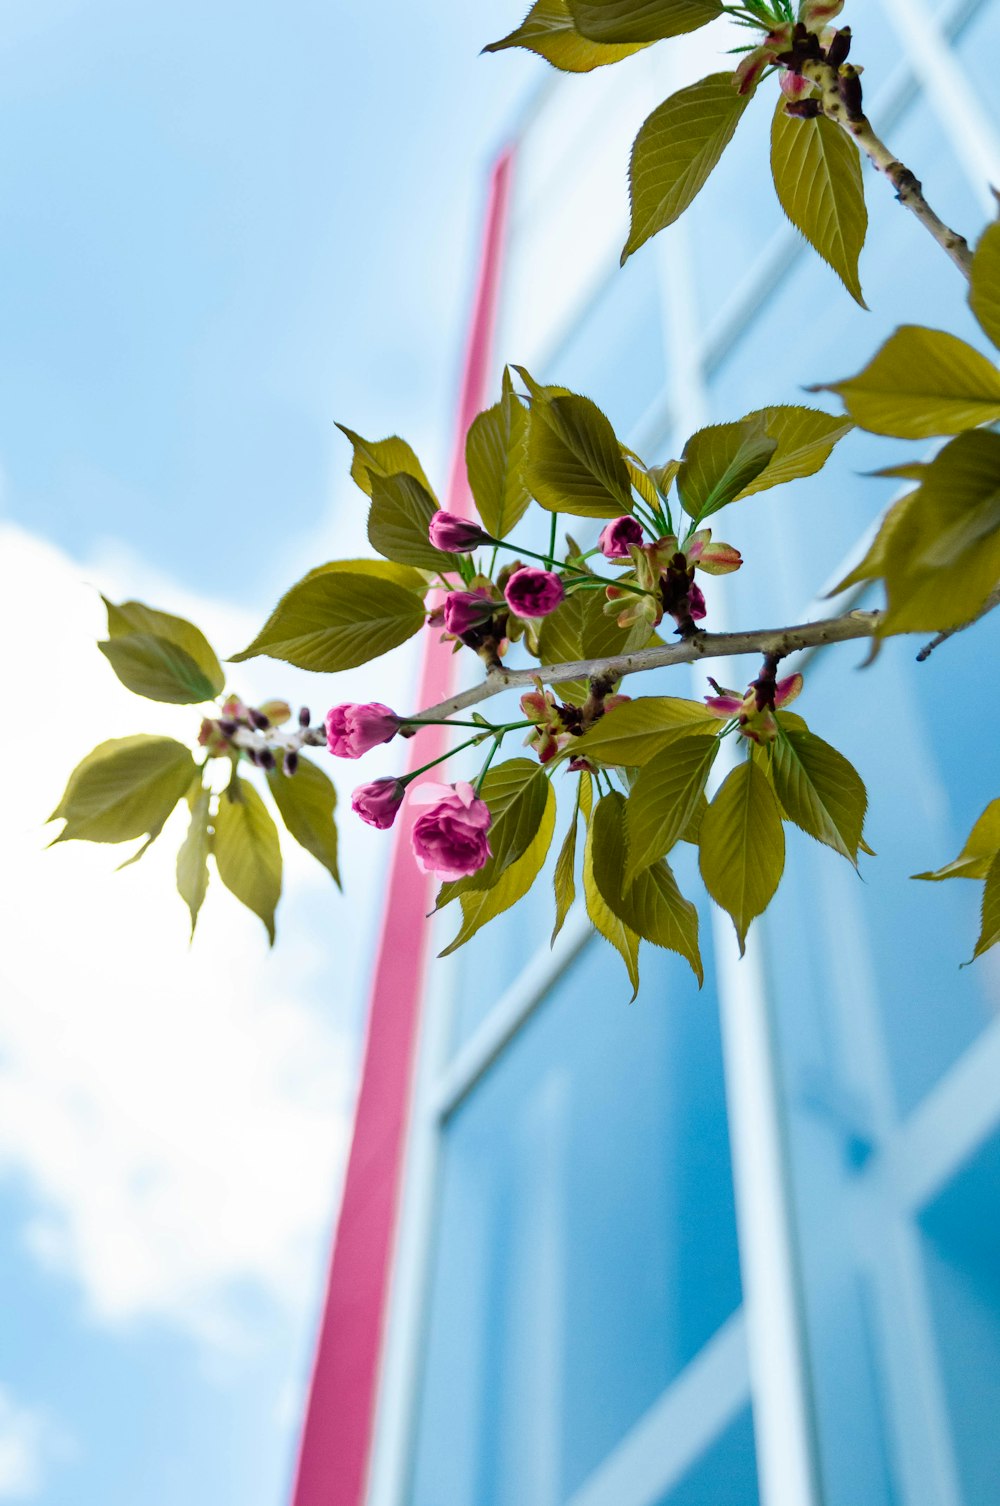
475 732 505 794
402 732 489 785
546 513 558 570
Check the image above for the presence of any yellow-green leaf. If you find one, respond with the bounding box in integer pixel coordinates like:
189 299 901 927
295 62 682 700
526 392 633 517
266 757 340 887
537 589 643 704
98 634 220 705
466 376 531 538
624 733 720 884
567 695 720 767
970 850 1000 962
368 472 455 571
299 558 428 592
230 570 425 672
914 797 1000 881
213 778 282 944
483 0 648 71
336 425 435 498
768 728 867 863
733 406 854 499
676 415 777 520
440 781 556 956
102 598 225 697
177 788 212 937
770 101 867 306
583 798 640 998
591 791 702 982
569 0 721 42
699 759 785 954
814 325 1000 438
623 74 751 264
50 735 197 845
437 759 549 902
970 221 1000 352
551 793 582 944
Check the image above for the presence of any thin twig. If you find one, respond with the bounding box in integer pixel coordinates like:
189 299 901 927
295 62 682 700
915 584 1000 661
801 59 973 280
408 609 882 723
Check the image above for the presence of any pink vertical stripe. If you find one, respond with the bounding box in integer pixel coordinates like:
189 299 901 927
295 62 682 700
290 146 514 1506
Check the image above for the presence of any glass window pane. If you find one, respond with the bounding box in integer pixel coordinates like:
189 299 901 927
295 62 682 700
410 932 741 1506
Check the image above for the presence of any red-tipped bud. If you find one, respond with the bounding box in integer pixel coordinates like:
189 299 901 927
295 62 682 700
428 510 491 552
325 703 401 759
504 568 565 620
351 778 406 830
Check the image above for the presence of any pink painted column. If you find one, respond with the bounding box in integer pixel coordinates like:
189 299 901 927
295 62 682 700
290 145 514 1506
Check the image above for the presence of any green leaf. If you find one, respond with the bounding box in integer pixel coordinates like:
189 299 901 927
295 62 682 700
569 0 721 42
970 221 1000 352
230 570 426 672
466 376 531 538
437 759 549 902
336 425 435 498
768 728 867 863
732 406 854 499
914 797 1000 881
299 558 428 592
622 74 751 264
676 415 777 520
102 598 225 697
50 735 197 845
770 101 867 307
591 791 702 982
624 733 720 884
699 759 785 955
567 695 720 767
440 781 556 956
483 0 649 71
622 448 662 511
213 778 282 944
98 634 220 705
537 588 645 704
526 393 633 517
266 757 341 887
551 791 582 944
176 788 212 937
814 325 1000 438
368 472 455 571
583 799 640 998
862 430 1000 635
971 850 1000 962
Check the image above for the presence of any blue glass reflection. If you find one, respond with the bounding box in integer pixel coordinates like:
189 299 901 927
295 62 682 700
655 1405 759 1506
920 1128 1000 1506
409 933 742 1506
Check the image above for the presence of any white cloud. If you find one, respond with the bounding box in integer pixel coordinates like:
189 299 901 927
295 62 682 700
0 523 413 1344
0 1386 64 1500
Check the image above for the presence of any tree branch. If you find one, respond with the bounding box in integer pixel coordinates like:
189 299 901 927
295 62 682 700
801 59 973 280
408 609 882 723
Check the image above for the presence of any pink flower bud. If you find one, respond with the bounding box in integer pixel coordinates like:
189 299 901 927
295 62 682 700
428 510 491 553
688 583 707 621
325 702 401 759
597 515 644 560
409 780 493 880
351 778 406 830
504 567 565 620
442 589 495 638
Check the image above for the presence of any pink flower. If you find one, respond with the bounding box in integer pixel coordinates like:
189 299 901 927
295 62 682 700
410 780 492 880
351 778 406 830
443 589 495 638
326 702 400 758
429 510 491 553
504 567 565 619
598 516 643 560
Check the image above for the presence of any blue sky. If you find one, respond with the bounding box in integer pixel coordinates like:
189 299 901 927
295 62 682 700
0 4 534 1503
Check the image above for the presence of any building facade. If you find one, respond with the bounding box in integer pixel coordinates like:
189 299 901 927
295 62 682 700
296 4 1000 1504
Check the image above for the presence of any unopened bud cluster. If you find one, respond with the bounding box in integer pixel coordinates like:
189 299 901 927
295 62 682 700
200 696 324 773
